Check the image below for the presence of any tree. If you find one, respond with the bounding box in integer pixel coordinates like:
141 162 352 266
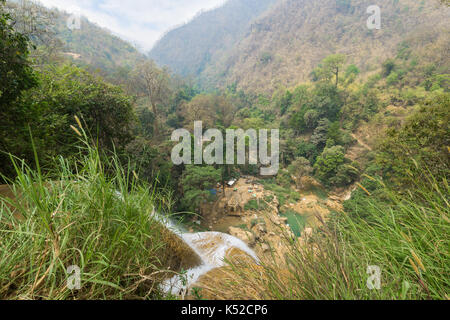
181 94 216 128
344 64 360 84
314 54 346 87
0 1 38 177
382 59 396 77
131 60 171 138
181 165 221 213
311 82 344 122
287 85 313 134
1 64 135 172
211 95 237 129
311 118 331 148
331 163 359 186
273 89 292 116
304 109 319 128
0 1 36 108
181 94 236 129
295 140 319 164
314 145 345 185
288 157 313 189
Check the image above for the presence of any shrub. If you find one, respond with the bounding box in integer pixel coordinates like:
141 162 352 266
386 72 399 86
314 145 345 185
244 199 268 211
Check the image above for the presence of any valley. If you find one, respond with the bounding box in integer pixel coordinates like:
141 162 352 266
0 0 448 301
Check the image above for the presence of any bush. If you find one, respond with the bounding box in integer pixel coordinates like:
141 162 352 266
244 199 268 211
377 93 450 188
386 72 399 86
329 163 359 186
314 145 345 186
382 59 396 77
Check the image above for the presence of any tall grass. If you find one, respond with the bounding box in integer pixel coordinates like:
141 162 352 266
0 123 175 300
213 174 449 300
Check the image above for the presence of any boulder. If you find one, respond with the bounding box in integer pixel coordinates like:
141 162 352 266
261 243 270 253
228 227 256 246
251 223 267 240
299 176 322 191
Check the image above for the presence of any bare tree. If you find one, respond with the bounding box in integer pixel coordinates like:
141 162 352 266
131 60 171 138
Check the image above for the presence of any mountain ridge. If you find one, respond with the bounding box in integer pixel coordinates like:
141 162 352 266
150 0 450 93
149 0 278 77
6 0 147 75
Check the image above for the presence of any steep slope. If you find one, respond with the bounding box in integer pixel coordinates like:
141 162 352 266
203 0 450 92
152 0 450 92
6 0 146 74
149 0 277 77
54 14 146 73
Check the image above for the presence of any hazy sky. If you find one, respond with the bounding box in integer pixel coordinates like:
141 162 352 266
38 0 226 52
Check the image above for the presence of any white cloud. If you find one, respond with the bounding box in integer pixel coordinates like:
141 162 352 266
38 0 226 51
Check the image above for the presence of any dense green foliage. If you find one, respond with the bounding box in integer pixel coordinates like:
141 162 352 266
377 94 449 187
0 2 36 106
0 63 136 179
180 166 221 213
0 1 37 176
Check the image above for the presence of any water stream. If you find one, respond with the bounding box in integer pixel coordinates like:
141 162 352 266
151 208 259 297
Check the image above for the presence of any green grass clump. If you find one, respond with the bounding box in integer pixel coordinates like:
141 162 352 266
258 179 296 207
244 199 268 211
236 224 250 231
0 132 172 300
289 191 301 202
250 218 266 228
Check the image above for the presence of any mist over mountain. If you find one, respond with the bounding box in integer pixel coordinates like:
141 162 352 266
149 0 277 77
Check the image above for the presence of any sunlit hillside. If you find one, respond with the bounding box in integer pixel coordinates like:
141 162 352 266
151 0 450 92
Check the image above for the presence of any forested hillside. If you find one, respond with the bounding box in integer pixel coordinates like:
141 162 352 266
151 0 450 92
149 0 277 77
5 0 146 76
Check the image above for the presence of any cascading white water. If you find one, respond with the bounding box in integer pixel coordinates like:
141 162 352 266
151 208 259 297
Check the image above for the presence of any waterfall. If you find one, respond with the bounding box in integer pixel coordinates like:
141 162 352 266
151 208 259 297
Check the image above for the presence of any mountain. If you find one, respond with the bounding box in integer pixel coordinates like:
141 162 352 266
6 0 147 74
149 0 277 77
54 14 146 73
151 0 450 92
